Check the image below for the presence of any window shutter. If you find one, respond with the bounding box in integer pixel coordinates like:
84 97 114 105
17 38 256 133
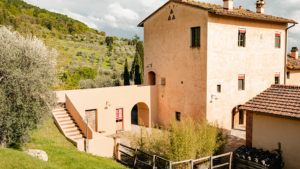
238 80 243 90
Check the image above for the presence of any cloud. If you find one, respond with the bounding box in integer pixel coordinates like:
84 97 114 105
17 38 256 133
24 0 300 47
108 2 139 21
50 8 100 29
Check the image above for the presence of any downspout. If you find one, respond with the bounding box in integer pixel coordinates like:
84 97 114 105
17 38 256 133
284 23 297 84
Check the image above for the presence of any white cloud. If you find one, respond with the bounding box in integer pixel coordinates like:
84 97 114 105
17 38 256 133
50 8 99 29
108 2 139 21
140 0 167 7
104 14 118 28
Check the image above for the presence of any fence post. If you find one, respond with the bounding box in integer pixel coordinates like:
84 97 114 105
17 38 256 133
113 137 121 160
169 161 172 169
190 160 194 169
153 155 156 169
210 156 213 169
229 152 233 169
133 148 138 167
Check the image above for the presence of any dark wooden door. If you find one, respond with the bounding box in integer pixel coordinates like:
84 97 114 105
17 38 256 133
85 109 97 132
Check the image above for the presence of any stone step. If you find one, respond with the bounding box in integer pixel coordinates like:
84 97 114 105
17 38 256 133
59 119 74 124
73 137 85 141
69 134 84 139
65 130 81 135
61 122 75 126
63 126 78 130
56 114 71 118
57 116 72 120
53 108 66 112
53 111 68 116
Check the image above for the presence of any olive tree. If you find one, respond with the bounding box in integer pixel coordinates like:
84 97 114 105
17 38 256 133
0 27 57 147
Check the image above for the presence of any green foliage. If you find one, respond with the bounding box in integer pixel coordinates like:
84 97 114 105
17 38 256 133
136 41 144 70
62 67 97 87
272 142 285 168
128 116 225 166
124 58 130 85
0 0 105 35
0 27 57 147
0 118 127 169
106 36 114 45
133 53 143 85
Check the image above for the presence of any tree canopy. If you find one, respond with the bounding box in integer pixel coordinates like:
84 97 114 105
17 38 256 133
0 26 57 147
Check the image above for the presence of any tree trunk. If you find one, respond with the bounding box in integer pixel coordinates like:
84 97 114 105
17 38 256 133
0 130 7 148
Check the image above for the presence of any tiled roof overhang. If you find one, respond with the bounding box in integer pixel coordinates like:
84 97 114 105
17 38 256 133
240 85 300 119
137 0 297 27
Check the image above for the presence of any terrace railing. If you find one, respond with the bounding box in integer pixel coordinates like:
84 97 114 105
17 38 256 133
116 143 232 169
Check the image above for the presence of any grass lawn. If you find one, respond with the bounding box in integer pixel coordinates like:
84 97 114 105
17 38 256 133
0 118 127 169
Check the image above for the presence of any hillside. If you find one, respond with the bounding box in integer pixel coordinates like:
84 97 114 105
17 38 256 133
0 118 127 169
0 0 140 90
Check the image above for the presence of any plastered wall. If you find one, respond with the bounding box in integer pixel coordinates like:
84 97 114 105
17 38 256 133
143 1 208 127
206 14 287 130
252 114 300 169
286 69 300 85
58 85 158 136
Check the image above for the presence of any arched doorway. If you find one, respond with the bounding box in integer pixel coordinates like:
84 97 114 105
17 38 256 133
232 105 246 130
131 102 150 127
148 71 156 85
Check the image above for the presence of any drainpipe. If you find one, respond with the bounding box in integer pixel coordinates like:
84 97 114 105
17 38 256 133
284 23 297 84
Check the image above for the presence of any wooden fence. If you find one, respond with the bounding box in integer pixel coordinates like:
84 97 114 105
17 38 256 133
116 143 232 169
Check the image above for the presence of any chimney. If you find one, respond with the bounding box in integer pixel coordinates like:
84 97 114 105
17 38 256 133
291 47 299 60
223 0 233 11
255 0 266 14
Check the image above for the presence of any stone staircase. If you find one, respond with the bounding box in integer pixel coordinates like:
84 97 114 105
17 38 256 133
52 104 85 141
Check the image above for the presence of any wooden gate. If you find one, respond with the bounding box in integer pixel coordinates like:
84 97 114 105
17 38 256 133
116 108 124 131
85 109 97 132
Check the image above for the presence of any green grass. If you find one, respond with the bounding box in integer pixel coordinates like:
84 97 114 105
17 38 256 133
0 118 127 169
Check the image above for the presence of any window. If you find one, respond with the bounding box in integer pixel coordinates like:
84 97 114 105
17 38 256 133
161 77 166 85
238 74 245 91
217 85 221 93
287 71 290 79
275 77 280 84
238 29 246 47
191 27 200 47
176 112 181 121
239 110 244 125
275 32 281 48
275 72 280 84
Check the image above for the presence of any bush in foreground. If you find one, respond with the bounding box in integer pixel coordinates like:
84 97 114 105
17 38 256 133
128 116 225 166
0 26 57 147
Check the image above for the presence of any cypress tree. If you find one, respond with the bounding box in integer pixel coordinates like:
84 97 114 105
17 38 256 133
136 41 144 70
124 58 130 85
134 53 143 85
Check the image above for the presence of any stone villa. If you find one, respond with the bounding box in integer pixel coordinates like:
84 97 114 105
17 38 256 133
52 0 298 164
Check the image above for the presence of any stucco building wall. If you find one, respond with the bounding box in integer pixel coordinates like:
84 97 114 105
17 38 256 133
286 69 300 85
143 2 208 127
252 114 300 169
206 14 287 130
57 85 158 137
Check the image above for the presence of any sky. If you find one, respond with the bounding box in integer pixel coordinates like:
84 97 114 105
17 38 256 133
23 0 299 50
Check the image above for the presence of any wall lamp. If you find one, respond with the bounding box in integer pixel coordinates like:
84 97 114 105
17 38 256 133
211 94 218 100
106 101 111 107
147 63 152 68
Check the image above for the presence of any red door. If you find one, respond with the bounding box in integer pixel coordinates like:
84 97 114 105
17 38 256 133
116 108 123 130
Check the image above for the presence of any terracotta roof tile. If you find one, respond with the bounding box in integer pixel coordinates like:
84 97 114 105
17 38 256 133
241 85 300 119
138 0 297 27
287 54 300 69
174 0 296 23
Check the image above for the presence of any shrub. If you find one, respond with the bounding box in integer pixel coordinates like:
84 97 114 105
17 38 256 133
76 51 83 56
79 79 96 89
90 53 96 60
0 27 57 147
82 52 88 58
128 116 225 165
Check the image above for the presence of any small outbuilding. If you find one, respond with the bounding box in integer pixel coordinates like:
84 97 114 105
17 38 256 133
241 85 300 169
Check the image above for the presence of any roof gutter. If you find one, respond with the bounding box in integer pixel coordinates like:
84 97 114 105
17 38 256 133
284 23 297 84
